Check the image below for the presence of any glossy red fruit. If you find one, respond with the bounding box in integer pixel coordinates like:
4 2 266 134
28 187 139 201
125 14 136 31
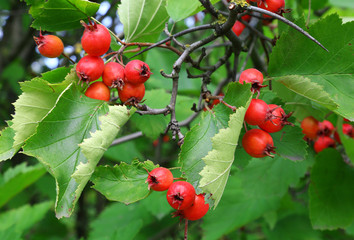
125 60 152 84
182 194 209 221
118 82 145 104
242 129 276 158
102 62 125 88
34 33 64 58
258 0 285 15
301 116 319 140
85 82 110 101
318 120 334 137
334 124 354 143
239 68 267 94
76 55 104 83
166 181 196 210
232 21 245 36
146 167 174 191
81 22 111 56
244 99 268 125
314 136 336 153
259 104 293 133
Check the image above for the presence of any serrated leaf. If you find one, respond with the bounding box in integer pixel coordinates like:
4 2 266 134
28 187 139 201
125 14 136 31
272 125 308 161
11 75 72 150
202 156 310 240
22 82 122 218
199 109 247 208
0 163 46 208
268 14 354 120
309 149 354 230
26 0 100 31
118 0 169 43
0 124 17 161
91 160 157 204
41 66 73 84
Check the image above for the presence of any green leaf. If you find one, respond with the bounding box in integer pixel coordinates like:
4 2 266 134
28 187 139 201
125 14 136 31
0 163 46 208
104 141 144 163
88 202 152 240
91 160 156 204
202 156 310 240
26 0 100 31
0 124 18 161
0 201 52 234
118 0 169 43
272 125 308 161
309 149 354 230
268 14 354 120
41 66 73 84
199 109 247 208
11 76 72 150
22 82 131 218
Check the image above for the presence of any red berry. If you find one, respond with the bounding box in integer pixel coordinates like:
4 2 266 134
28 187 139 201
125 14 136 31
118 82 145 105
125 60 152 84
314 136 336 153
182 194 209 221
81 22 111 56
146 167 174 191
242 129 276 158
258 0 285 16
259 104 293 133
244 99 268 125
334 124 354 143
301 116 319 140
318 120 334 137
84 82 110 101
166 181 196 210
241 14 252 22
34 33 64 58
102 62 125 88
232 21 245 37
76 55 104 84
239 68 267 94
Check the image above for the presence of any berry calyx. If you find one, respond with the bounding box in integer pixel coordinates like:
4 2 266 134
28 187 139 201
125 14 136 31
242 129 276 158
166 181 196 210
317 120 334 137
81 21 111 56
301 116 319 140
146 167 174 192
33 32 64 58
244 99 269 125
314 136 336 153
118 82 145 105
232 21 245 37
259 104 293 133
181 194 209 221
239 68 267 95
76 55 105 84
84 82 110 101
102 62 125 88
125 60 152 84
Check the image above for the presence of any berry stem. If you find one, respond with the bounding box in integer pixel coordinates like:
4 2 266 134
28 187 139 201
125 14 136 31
184 219 189 240
61 52 75 64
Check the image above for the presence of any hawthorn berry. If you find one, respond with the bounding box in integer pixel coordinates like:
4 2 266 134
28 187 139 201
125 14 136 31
34 32 64 58
182 194 209 221
166 181 196 210
146 167 174 191
301 116 319 140
314 136 336 153
125 60 152 84
102 62 125 88
259 104 293 133
318 120 334 137
239 68 267 95
118 82 145 105
84 82 110 101
244 99 268 125
76 55 105 84
334 123 354 143
81 21 111 56
242 129 276 158
232 21 245 37
257 0 285 17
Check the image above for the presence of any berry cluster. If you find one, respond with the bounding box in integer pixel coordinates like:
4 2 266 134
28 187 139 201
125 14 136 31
34 20 151 105
301 116 353 153
239 68 293 158
146 167 209 221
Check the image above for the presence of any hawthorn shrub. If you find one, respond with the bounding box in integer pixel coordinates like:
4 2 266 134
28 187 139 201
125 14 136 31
0 0 353 239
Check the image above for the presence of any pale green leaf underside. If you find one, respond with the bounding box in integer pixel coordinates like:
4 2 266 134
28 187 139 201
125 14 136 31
118 0 169 43
0 125 17 161
199 108 247 208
